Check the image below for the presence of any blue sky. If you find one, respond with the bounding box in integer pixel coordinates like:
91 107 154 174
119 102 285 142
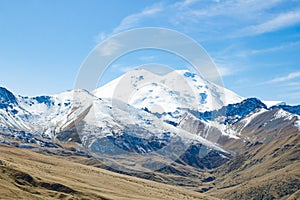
0 0 300 105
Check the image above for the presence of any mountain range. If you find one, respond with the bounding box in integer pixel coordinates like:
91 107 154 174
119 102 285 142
0 69 299 199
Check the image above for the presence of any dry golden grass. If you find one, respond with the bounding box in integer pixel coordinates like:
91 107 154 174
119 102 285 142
207 133 300 199
0 145 215 200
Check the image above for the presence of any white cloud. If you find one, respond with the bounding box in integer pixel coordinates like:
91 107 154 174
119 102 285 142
236 41 300 57
94 3 163 44
174 0 199 8
251 42 300 54
217 66 234 77
95 0 297 44
286 82 300 87
185 0 283 19
110 63 123 69
113 4 163 34
97 39 122 56
267 71 300 83
199 62 239 80
236 9 300 37
168 0 288 40
210 54 245 78
95 32 108 43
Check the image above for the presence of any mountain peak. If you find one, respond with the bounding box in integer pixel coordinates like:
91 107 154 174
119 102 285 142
94 69 243 113
0 87 17 105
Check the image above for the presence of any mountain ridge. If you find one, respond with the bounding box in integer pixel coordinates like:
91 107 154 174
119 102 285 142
0 69 299 199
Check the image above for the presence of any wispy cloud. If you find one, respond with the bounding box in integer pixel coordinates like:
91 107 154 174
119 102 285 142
217 66 235 77
236 41 300 57
235 9 300 37
214 61 245 78
166 0 296 41
286 81 300 87
200 57 243 80
94 3 163 44
97 39 122 56
173 0 199 8
95 32 108 43
95 0 299 43
267 71 300 83
190 0 283 18
113 3 163 34
210 50 246 78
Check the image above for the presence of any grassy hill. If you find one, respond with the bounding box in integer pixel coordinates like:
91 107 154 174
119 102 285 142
207 132 300 199
0 145 215 200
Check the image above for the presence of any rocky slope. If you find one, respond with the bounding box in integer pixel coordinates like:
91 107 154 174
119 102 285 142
0 69 299 199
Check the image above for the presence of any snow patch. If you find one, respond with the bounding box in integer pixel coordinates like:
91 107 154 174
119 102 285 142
273 109 294 121
94 69 243 113
239 109 267 131
294 120 300 131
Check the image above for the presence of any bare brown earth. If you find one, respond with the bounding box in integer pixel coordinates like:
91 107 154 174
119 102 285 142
0 144 215 200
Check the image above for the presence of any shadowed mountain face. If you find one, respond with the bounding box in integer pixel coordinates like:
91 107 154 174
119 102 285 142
0 87 17 105
0 69 299 199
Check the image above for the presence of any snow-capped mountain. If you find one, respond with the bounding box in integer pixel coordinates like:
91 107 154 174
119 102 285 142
0 69 299 171
178 98 300 149
0 83 232 170
93 69 243 113
0 87 92 138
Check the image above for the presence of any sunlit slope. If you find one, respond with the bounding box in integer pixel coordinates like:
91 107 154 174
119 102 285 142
0 145 215 200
